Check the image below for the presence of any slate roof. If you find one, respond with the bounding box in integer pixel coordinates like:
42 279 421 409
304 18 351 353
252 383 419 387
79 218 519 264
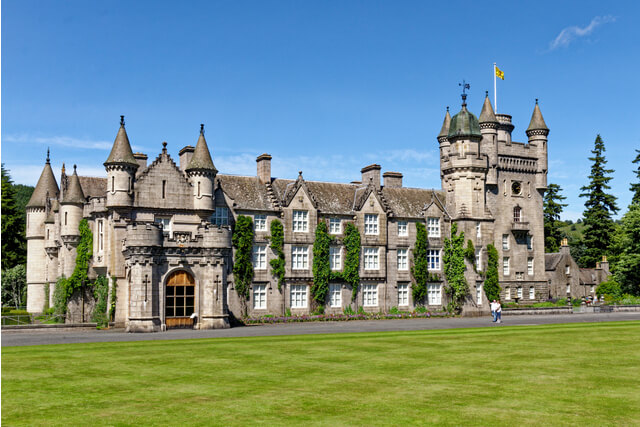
78 176 107 199
27 161 59 208
104 120 138 166
217 175 275 211
186 128 217 172
545 253 564 271
479 94 498 124
579 269 597 285
62 168 86 204
382 187 443 218
438 108 451 138
526 101 549 132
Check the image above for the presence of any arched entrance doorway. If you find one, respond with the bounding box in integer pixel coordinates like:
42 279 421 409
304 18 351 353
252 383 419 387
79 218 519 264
165 270 195 329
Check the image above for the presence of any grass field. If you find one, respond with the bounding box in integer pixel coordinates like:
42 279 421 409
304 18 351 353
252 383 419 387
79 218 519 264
3 321 640 426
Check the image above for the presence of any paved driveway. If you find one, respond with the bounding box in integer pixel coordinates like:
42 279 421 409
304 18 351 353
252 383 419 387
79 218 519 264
3 312 639 347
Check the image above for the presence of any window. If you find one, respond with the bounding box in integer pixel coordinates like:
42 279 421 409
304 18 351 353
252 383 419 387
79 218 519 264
253 284 266 309
590 285 595 294
503 257 510 275
364 214 379 235
252 245 267 270
165 271 195 318
512 181 522 195
516 272 524 281
529 286 535 300
293 210 308 232
513 206 521 222
290 285 307 308
476 248 482 272
329 218 341 234
476 283 483 305
363 284 378 306
517 286 523 299
565 265 570 274
502 234 510 250
364 247 379 270
398 221 408 237
527 258 534 276
427 217 440 237
505 287 511 300
254 214 267 231
397 248 408 271
111 176 115 192
527 234 533 250
291 246 309 270
155 217 172 235
64 212 68 226
197 181 201 197
162 180 166 199
47 229 50 240
211 207 229 226
566 284 571 294
398 283 409 306
97 219 104 252
428 249 441 271
428 284 442 305
476 222 481 239
330 246 342 271
329 284 341 308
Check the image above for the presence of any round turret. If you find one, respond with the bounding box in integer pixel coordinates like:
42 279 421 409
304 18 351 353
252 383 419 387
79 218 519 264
105 116 138 207
186 124 216 211
448 103 482 141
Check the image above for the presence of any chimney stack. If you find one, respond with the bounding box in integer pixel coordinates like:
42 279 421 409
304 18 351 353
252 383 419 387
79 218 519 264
383 172 403 188
361 164 381 189
179 146 195 172
560 238 570 255
257 153 272 184
133 152 148 171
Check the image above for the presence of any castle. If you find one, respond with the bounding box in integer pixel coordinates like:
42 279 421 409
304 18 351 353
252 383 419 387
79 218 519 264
25 93 606 331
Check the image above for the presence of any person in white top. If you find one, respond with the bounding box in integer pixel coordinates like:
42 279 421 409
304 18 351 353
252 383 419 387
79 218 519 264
495 300 502 323
490 300 498 322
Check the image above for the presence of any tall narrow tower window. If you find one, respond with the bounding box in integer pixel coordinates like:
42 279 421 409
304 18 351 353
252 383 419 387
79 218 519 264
513 206 521 222
64 212 68 226
198 181 201 197
162 180 166 199
128 177 132 192
111 176 115 193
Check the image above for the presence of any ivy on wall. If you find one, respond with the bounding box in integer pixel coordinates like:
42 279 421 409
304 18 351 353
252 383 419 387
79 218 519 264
109 276 118 321
342 223 361 301
269 219 285 291
91 275 109 327
232 215 255 309
312 221 332 307
411 222 429 304
443 223 468 313
484 244 501 301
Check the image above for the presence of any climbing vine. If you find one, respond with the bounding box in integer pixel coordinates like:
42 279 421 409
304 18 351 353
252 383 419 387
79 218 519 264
91 275 109 327
484 244 501 301
269 219 285 291
232 215 254 309
342 223 361 301
443 223 468 313
464 240 475 265
411 222 429 304
312 221 332 307
109 276 118 321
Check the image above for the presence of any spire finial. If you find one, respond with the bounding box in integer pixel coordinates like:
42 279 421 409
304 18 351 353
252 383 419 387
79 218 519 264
446 106 449 112
459 80 470 106
200 124 204 135
485 90 489 97
120 115 125 127
535 98 539 104
298 171 303 177
73 164 77 174
46 148 50 164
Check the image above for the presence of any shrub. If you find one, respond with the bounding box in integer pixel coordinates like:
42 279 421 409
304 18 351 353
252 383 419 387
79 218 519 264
596 279 621 299
343 306 355 315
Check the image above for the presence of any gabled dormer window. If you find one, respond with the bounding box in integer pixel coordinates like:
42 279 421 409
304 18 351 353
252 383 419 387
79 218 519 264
293 210 308 232
211 207 229 226
364 214 378 235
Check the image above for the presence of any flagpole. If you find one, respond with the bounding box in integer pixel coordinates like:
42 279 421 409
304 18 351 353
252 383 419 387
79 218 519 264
493 62 497 114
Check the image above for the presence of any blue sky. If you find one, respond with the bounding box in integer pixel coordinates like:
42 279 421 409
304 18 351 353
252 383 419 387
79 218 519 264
2 0 639 221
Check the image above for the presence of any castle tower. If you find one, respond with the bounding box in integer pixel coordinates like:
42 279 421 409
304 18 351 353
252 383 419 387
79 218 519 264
437 106 451 167
440 92 488 219
60 165 86 277
185 124 217 211
104 116 139 207
26 150 59 313
526 100 549 190
478 92 499 186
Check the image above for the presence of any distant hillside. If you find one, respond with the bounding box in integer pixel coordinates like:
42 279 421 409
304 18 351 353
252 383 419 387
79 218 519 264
559 220 585 243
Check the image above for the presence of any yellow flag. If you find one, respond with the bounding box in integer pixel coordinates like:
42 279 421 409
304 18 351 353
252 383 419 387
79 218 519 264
496 66 505 80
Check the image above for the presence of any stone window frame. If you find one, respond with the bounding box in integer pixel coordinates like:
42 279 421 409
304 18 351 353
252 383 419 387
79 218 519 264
364 214 379 235
211 207 229 226
97 219 104 253
503 257 510 276
329 246 342 271
427 283 442 305
363 247 380 270
529 286 535 300
476 222 481 239
329 283 341 308
475 248 483 272
527 257 534 276
427 249 441 271
476 283 483 306
290 284 308 308
253 284 267 309
502 234 510 251
513 206 522 223
252 245 267 270
397 248 409 271
254 214 267 231
362 284 378 307
397 283 409 306
293 210 308 233
329 218 342 235
397 221 408 237
427 217 440 238
291 245 309 270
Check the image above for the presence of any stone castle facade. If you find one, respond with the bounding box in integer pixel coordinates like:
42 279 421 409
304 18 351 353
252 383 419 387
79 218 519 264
25 94 604 331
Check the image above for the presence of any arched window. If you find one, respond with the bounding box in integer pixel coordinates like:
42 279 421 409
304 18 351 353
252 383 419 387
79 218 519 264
513 206 521 222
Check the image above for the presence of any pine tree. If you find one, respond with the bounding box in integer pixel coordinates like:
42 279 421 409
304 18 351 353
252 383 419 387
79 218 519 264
543 183 567 253
630 150 640 205
483 244 500 301
1 165 26 270
579 135 618 267
613 203 640 295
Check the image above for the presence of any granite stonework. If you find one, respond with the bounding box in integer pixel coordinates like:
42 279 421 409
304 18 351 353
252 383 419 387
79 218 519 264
26 95 611 331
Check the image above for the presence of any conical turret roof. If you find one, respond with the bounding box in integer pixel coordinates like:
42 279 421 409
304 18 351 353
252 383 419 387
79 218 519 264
526 100 548 132
104 116 138 167
61 165 86 204
186 124 217 172
438 107 451 138
26 151 60 208
448 98 481 139
479 93 498 124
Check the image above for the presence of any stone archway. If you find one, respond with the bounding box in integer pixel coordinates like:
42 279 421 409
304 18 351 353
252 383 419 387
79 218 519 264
165 270 195 329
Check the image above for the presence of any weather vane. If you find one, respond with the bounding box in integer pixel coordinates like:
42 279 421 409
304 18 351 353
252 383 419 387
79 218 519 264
459 80 470 104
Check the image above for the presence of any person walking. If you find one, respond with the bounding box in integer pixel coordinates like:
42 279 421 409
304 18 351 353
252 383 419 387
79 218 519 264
496 300 502 323
490 299 498 322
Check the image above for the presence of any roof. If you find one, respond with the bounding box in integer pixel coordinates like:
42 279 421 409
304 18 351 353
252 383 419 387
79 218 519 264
61 168 86 204
382 187 443 218
545 253 564 271
526 101 549 132
26 160 59 208
186 127 217 172
104 120 139 166
78 176 107 199
217 175 276 211
478 94 498 124
438 108 451 139
448 104 482 139
579 269 597 285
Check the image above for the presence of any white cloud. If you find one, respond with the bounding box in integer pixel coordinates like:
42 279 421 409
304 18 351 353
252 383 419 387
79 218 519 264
549 15 615 51
4 134 114 150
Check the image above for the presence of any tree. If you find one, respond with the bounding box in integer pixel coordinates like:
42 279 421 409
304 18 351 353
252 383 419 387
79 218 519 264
411 222 429 304
579 135 619 267
1 165 26 270
484 244 500 301
1 264 27 308
311 221 332 308
630 150 640 205
443 223 468 313
543 183 567 253
14 184 35 223
612 202 640 295
232 215 254 314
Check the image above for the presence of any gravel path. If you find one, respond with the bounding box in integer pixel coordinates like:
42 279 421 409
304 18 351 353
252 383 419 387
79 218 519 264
3 312 639 347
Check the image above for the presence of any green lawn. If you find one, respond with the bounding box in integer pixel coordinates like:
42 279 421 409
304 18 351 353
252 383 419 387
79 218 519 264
3 322 640 426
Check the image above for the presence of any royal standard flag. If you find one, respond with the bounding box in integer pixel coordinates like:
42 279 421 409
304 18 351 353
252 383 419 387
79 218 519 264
496 66 505 80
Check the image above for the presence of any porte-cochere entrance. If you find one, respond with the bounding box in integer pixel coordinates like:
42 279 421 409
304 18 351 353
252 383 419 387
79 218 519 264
165 270 195 329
